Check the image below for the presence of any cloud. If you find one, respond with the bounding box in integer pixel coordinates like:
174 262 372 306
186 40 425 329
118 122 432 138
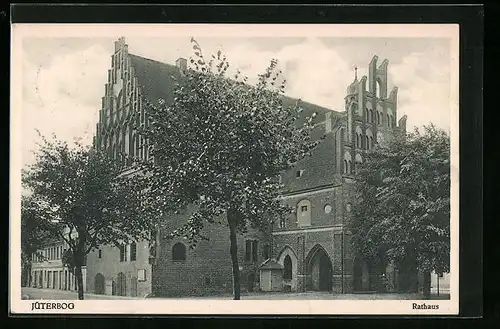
389 52 451 132
20 38 452 168
220 38 354 111
21 44 110 167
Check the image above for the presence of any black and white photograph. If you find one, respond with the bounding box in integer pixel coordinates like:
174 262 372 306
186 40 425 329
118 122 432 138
10 23 459 315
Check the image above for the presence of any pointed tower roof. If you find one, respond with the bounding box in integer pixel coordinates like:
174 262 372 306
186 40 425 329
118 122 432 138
346 65 359 95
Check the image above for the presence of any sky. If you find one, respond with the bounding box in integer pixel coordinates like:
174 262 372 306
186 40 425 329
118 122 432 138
19 34 454 169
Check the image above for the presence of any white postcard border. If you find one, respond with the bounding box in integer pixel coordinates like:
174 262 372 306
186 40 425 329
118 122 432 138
10 23 460 315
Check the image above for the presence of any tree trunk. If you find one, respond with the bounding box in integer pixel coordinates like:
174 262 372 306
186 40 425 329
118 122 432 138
422 271 431 299
75 264 84 300
26 262 32 287
74 247 85 300
227 209 241 300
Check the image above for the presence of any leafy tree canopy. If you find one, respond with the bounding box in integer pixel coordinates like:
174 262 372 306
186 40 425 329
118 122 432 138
350 124 450 275
136 38 321 242
22 133 151 298
134 39 322 299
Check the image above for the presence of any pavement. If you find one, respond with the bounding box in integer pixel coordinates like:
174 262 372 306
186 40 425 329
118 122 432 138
161 292 450 300
21 287 143 300
21 287 450 301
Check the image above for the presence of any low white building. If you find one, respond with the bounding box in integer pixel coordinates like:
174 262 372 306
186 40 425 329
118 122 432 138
430 271 450 295
30 229 87 293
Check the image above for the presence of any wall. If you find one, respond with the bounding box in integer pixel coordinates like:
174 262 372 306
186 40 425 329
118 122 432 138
276 188 342 231
85 240 152 298
152 210 270 297
272 225 353 293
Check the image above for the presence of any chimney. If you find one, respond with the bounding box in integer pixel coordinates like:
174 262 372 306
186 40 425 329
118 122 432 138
176 58 187 73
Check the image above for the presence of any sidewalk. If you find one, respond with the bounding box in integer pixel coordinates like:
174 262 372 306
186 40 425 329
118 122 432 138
21 287 144 300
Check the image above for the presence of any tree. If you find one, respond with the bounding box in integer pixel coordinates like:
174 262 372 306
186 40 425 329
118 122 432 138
135 38 320 299
22 134 151 299
350 124 450 295
21 194 57 287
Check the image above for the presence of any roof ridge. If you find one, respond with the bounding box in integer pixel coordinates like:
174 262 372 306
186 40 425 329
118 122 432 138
129 53 177 68
128 53 344 116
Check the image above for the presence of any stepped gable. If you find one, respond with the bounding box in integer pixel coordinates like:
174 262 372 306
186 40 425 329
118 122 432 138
129 54 183 106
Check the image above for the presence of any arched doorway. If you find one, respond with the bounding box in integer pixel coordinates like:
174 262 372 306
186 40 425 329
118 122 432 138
277 246 298 291
307 246 333 292
116 272 127 296
94 273 105 295
283 255 292 280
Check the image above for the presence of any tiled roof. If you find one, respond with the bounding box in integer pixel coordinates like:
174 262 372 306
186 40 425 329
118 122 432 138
129 54 345 193
129 54 183 106
259 258 284 270
129 53 343 124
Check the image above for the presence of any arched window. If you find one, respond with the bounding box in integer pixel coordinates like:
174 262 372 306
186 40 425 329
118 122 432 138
365 129 373 150
344 159 348 173
348 160 352 174
355 153 363 164
172 243 186 261
130 242 137 261
376 80 381 98
369 136 373 149
283 255 292 280
356 134 360 148
370 109 374 123
365 136 369 149
297 199 312 227
377 112 381 125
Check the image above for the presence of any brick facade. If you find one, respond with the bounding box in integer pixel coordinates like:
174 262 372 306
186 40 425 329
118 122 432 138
83 37 414 297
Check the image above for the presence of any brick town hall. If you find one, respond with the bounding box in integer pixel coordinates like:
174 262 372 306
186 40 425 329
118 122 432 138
30 37 429 298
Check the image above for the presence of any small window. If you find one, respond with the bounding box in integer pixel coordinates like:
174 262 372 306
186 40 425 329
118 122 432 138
98 249 102 259
138 269 147 282
130 242 137 261
204 277 211 285
245 240 259 262
279 218 286 229
252 240 258 262
263 244 270 259
119 245 126 262
296 170 304 178
439 273 444 278
245 240 252 262
172 243 186 261
301 205 308 212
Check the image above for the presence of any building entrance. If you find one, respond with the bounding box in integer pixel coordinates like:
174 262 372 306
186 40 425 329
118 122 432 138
307 246 333 292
